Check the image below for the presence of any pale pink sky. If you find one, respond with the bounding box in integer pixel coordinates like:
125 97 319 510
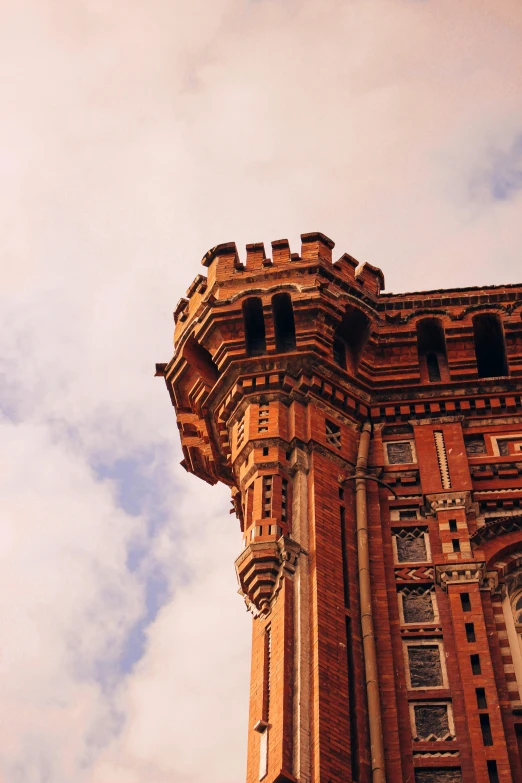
0 1 521 781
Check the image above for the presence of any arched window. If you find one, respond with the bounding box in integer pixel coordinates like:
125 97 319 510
473 313 508 378
243 297 267 356
416 318 447 384
271 293 296 353
333 306 371 374
501 569 522 703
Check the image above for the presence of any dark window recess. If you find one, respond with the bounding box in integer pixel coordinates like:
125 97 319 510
471 654 482 675
465 623 476 643
449 519 458 533
338 486 344 501
333 305 371 373
417 318 448 383
452 539 461 553
272 293 296 353
465 435 487 455
243 297 266 356
408 645 443 688
487 761 499 783
285 450 291 461
402 588 435 624
387 441 414 464
480 713 493 746
325 420 341 449
400 509 418 520
395 528 428 563
413 704 452 741
415 769 462 783
476 688 487 709
473 313 508 378
262 447 269 456
426 352 441 382
461 593 472 612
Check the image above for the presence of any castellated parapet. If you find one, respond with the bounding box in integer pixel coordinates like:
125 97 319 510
158 232 522 783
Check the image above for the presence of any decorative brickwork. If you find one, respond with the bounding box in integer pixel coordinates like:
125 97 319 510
159 232 522 783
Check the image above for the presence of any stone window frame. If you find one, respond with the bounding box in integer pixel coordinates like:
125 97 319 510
490 433 522 457
409 700 456 742
384 439 417 466
398 585 439 626
392 527 432 565
403 638 449 691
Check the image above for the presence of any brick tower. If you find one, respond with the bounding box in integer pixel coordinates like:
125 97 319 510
157 232 522 783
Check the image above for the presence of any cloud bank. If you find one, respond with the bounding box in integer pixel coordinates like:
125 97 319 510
0 0 521 780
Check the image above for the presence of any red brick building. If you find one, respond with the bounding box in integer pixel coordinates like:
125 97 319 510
157 232 522 783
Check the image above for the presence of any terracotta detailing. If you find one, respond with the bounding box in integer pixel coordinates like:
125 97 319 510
159 232 522 783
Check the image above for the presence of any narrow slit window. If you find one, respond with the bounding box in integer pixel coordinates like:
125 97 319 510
473 313 508 378
243 297 267 356
471 654 481 675
480 713 493 746
461 593 472 612
272 293 296 353
263 477 273 518
281 478 288 523
452 539 461 553
449 519 458 533
487 761 499 783
476 688 487 709
465 623 476 643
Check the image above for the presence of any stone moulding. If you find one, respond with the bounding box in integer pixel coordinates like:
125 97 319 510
235 535 301 617
435 561 487 590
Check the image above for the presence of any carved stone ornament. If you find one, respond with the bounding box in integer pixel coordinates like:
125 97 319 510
435 561 487 591
235 536 301 617
425 491 475 516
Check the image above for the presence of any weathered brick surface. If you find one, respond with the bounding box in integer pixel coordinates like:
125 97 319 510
161 232 522 782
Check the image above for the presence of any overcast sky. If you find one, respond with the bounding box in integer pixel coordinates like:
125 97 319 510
0 1 521 781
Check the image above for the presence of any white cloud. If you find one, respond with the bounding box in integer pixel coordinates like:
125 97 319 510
0 0 521 780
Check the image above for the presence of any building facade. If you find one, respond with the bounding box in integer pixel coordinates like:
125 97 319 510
157 232 522 783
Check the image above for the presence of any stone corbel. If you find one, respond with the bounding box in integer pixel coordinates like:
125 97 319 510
424 491 477 517
235 535 302 618
435 561 487 591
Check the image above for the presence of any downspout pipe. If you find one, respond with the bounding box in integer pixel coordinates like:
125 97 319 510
355 421 386 783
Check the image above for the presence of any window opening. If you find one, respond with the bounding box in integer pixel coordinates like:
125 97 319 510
182 336 219 385
461 593 471 612
449 519 458 533
476 688 487 709
332 305 371 374
340 507 350 608
480 713 493 746
272 293 296 353
473 313 508 378
262 447 269 457
465 623 476 643
452 539 461 553
416 318 447 383
471 654 481 675
258 405 270 433
487 761 499 783
243 297 267 356
400 509 418 520
237 417 245 448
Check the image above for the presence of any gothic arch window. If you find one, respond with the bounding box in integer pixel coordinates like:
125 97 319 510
416 318 447 384
332 305 371 374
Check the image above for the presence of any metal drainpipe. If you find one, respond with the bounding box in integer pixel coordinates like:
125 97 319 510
356 421 386 783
